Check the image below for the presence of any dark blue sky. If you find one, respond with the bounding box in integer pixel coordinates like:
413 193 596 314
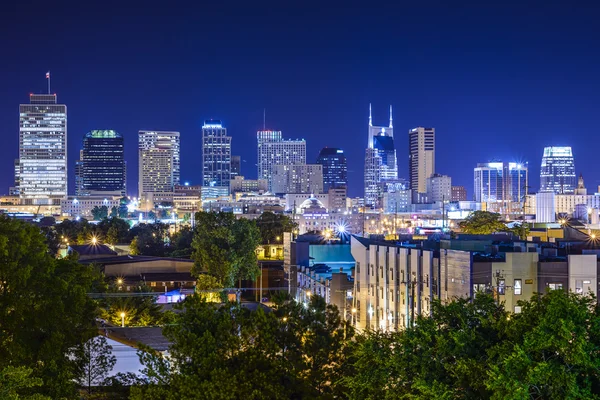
1 1 599 198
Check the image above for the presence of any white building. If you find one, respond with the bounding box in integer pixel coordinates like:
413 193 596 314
272 164 323 195
18 94 67 205
61 196 121 218
257 130 306 191
138 131 180 197
230 176 268 194
533 191 600 222
408 127 435 194
286 193 330 213
426 173 452 203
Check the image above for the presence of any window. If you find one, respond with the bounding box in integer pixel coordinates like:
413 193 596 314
548 283 563 290
498 279 505 295
576 280 583 294
514 279 522 295
514 306 522 313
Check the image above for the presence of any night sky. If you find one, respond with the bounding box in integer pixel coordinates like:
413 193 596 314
1 1 599 198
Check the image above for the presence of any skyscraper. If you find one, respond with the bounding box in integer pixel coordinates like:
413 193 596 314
316 147 347 192
74 150 84 196
364 104 397 207
80 130 126 196
271 164 323 195
138 130 180 197
540 146 576 194
201 121 231 193
408 127 435 194
473 162 528 203
18 93 67 204
257 130 306 191
231 155 241 179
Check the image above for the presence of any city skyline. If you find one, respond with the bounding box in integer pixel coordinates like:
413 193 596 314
1 3 599 198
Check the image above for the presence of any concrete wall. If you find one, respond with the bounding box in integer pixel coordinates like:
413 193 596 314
568 254 597 295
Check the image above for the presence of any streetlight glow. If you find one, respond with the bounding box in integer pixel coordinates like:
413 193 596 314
120 312 126 327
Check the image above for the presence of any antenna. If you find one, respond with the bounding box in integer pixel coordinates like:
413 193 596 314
263 108 266 130
369 103 372 126
389 105 393 128
46 71 51 94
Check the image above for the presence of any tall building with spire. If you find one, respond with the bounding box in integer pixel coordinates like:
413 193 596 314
18 92 67 205
364 104 397 207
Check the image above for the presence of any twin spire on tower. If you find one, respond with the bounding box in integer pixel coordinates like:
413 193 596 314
368 103 393 128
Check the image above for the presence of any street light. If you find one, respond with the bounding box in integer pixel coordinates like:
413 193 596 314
282 317 288 322
120 312 126 327
91 236 97 245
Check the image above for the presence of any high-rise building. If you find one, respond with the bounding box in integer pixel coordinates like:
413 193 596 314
408 127 435 194
201 121 231 193
80 130 126 196
474 162 528 203
451 185 467 202
426 173 452 203
74 150 84 196
231 155 241 179
18 93 67 204
540 146 576 194
316 147 347 192
257 130 306 191
272 164 323 194
138 130 180 197
364 104 397 207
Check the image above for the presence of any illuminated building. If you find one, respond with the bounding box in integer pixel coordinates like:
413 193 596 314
408 127 435 194
257 130 306 191
18 93 67 205
364 104 397 207
540 146 576 194
138 130 180 197
80 130 126 196
202 121 231 194
316 147 347 192
473 162 528 203
451 185 467 202
426 173 452 203
272 164 323 195
231 155 241 179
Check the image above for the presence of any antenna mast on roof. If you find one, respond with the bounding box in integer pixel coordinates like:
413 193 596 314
263 108 266 130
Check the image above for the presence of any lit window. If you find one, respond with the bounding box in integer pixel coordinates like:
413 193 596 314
514 279 522 295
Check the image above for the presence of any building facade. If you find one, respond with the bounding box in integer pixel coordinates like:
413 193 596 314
272 164 323 195
364 105 398 207
473 162 528 204
138 131 180 197
231 155 241 179
540 146 576 194
18 94 67 205
316 147 347 192
426 173 452 203
408 127 435 194
451 185 468 202
80 130 126 196
202 121 231 192
257 130 306 191
230 176 268 194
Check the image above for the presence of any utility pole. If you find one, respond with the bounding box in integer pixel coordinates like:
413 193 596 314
494 269 504 305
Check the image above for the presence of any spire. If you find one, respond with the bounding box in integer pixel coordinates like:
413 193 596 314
369 103 372 126
389 105 393 128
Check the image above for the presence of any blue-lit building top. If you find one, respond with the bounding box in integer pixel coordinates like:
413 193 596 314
202 120 231 192
474 162 527 203
81 130 126 196
540 146 576 194
316 147 347 192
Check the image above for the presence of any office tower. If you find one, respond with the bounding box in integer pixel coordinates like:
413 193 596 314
316 147 347 192
138 130 180 197
364 104 398 207
231 155 241 179
74 150 84 196
18 93 67 204
473 162 528 203
426 173 452 203
80 130 126 196
201 121 231 193
451 185 467 202
257 130 306 191
408 127 435 194
272 164 323 194
540 146 576 194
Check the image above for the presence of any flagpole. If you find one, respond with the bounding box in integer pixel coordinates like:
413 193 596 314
47 72 51 94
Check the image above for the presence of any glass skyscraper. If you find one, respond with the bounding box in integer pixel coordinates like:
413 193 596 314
257 130 306 191
473 162 528 203
202 121 231 192
316 147 347 192
80 130 126 196
540 146 576 194
18 94 67 204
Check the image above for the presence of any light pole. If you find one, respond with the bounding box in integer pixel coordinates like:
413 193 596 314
120 312 125 328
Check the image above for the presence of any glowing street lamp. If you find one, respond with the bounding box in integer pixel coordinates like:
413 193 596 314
120 312 126 327
91 236 98 245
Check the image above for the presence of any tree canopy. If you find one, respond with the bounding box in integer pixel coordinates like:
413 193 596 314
458 210 508 235
255 211 297 244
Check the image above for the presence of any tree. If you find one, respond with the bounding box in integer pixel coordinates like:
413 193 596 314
195 274 224 302
91 205 109 221
0 215 102 398
97 217 130 245
255 211 297 244
110 206 118 218
129 223 171 257
99 282 166 327
0 366 50 400
118 197 129 218
458 210 507 235
509 221 531 240
191 212 261 286
75 335 117 394
38 216 56 227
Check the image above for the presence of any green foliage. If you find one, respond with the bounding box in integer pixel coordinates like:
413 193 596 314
255 211 297 244
75 335 117 394
99 282 166 327
128 223 170 257
191 212 261 286
195 274 224 302
0 215 101 398
97 217 130 245
110 206 118 218
0 366 50 400
118 197 129 218
91 205 109 221
133 294 353 399
509 222 531 240
38 216 56 227
458 210 508 235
